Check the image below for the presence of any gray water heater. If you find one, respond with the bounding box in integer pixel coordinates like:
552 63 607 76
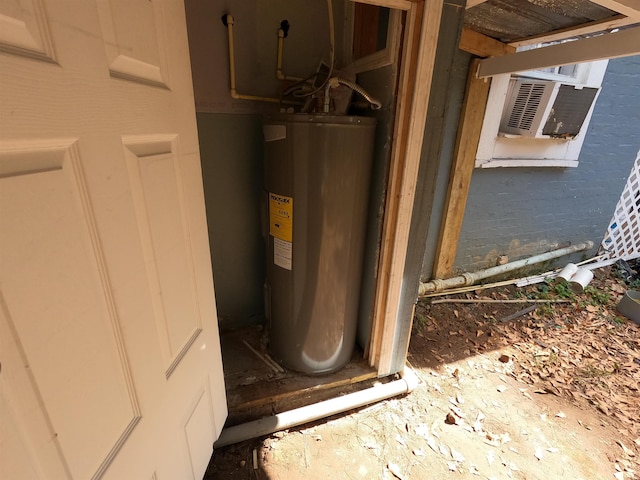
263 114 376 374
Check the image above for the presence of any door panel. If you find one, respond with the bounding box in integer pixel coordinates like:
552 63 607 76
123 135 203 377
0 1 226 478
0 0 55 61
0 140 141 479
96 0 168 86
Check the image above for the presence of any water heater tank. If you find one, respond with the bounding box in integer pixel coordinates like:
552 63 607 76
263 114 376 374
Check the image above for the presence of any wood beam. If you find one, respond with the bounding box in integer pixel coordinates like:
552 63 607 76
478 25 640 77
350 0 413 11
459 27 516 57
466 0 489 8
368 0 444 375
432 58 490 278
589 0 640 18
509 14 639 48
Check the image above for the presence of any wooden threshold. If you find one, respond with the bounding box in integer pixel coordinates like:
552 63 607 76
221 326 379 427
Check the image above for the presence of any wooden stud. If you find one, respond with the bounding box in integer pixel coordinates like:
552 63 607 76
369 0 444 375
432 58 491 279
459 27 516 58
367 2 425 370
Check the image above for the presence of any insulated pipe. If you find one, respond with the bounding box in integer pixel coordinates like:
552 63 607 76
214 367 419 448
419 241 594 295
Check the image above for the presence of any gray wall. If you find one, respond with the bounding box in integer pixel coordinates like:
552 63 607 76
185 0 347 114
196 114 265 330
186 0 396 335
452 55 640 273
185 0 348 329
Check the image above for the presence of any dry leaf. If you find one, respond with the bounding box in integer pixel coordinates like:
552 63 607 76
445 412 457 425
415 424 429 438
450 448 466 463
387 462 405 480
617 440 636 457
426 436 439 454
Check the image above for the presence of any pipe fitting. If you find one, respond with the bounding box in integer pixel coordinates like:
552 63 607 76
431 278 447 292
462 272 475 286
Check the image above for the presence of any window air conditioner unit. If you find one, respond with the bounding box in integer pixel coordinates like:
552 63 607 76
499 79 599 139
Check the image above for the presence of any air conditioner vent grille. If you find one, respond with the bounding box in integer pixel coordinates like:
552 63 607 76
542 84 599 137
507 82 547 131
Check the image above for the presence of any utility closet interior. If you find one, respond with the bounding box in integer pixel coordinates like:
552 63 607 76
184 0 403 424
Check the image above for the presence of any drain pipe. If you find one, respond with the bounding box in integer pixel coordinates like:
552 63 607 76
215 367 419 448
419 241 594 295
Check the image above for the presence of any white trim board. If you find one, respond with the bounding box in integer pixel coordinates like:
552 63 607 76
477 159 579 168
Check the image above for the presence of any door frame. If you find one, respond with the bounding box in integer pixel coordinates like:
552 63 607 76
348 0 443 375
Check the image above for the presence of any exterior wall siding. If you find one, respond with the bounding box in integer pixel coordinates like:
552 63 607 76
452 55 640 273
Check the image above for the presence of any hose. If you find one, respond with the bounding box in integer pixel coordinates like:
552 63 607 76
337 78 382 109
323 77 382 112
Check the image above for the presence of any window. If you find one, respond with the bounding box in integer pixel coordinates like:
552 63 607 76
346 4 402 73
475 60 608 168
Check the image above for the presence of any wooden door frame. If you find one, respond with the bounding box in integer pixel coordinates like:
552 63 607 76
351 0 444 375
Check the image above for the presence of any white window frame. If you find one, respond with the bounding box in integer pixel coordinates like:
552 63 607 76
475 59 609 168
343 4 403 73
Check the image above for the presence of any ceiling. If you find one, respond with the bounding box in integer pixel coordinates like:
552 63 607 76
459 0 640 76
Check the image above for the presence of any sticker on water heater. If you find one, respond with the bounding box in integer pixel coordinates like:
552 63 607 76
273 237 292 270
269 193 293 242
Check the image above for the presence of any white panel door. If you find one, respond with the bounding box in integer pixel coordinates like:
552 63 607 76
0 1 226 479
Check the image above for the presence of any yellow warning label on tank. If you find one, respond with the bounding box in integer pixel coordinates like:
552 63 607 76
269 193 293 242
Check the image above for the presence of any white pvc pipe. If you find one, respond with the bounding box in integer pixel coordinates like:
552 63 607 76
214 367 418 448
419 241 594 295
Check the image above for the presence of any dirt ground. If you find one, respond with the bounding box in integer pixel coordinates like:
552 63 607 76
205 269 640 479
